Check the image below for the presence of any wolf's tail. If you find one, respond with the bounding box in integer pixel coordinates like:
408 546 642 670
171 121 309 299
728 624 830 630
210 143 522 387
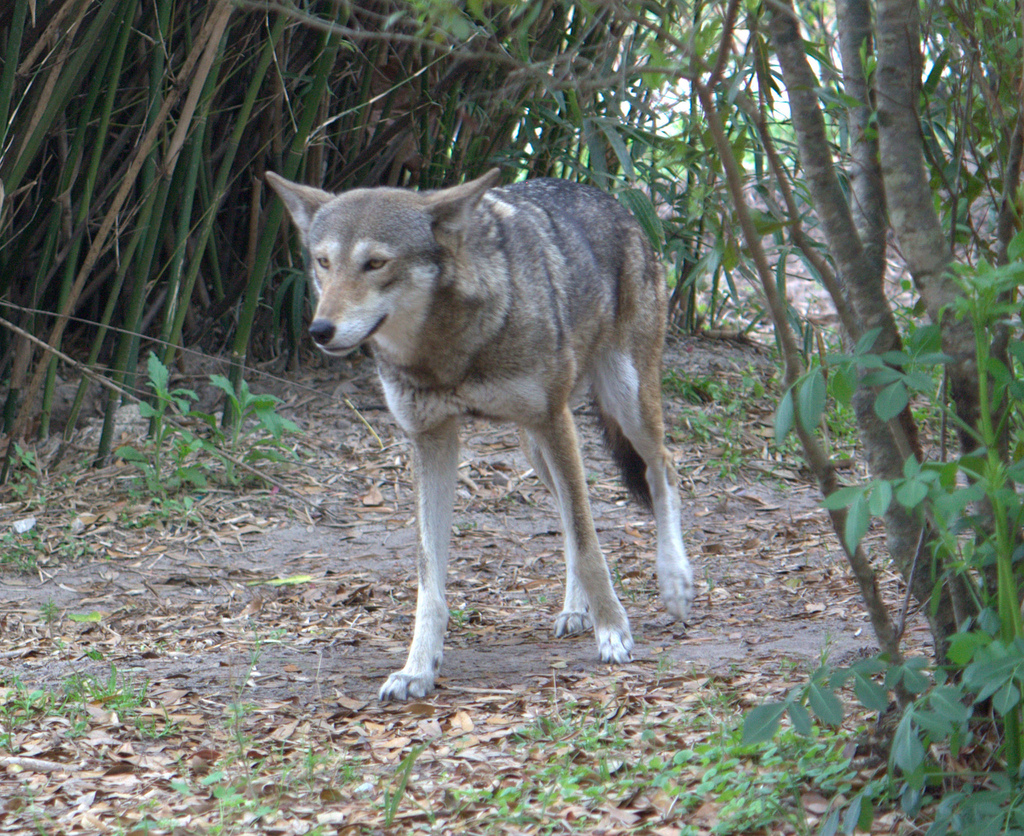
597 408 653 512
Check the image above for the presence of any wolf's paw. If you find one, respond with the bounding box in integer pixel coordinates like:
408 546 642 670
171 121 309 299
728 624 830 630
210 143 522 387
595 624 634 664
379 671 435 702
658 558 695 622
554 611 593 637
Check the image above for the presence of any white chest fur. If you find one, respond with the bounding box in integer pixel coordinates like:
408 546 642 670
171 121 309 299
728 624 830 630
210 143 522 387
380 372 551 434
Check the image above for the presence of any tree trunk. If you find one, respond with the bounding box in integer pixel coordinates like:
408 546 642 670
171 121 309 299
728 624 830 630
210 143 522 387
768 0 963 656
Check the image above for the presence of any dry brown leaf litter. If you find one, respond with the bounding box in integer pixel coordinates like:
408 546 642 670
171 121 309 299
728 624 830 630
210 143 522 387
0 338 926 834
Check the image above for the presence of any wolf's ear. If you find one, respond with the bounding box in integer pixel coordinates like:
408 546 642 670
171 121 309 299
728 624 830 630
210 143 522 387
266 172 333 239
426 168 501 250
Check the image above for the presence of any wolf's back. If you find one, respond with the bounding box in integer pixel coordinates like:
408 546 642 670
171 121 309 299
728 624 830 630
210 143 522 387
476 179 664 330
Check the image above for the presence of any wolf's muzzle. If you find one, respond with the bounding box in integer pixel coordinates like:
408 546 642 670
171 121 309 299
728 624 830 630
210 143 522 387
308 315 387 353
309 318 335 345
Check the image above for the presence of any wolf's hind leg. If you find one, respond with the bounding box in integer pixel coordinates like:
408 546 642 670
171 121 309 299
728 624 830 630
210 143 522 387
594 351 694 621
379 419 458 701
521 428 592 637
527 409 633 662
522 427 590 636
520 427 556 496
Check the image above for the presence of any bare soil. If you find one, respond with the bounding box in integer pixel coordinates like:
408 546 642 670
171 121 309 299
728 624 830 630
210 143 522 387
0 335 926 833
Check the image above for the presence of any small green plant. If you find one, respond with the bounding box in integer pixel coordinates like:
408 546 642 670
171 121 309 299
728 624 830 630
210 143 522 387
207 373 300 483
0 527 40 571
0 520 90 570
670 368 768 478
120 494 198 529
663 369 714 404
116 353 300 497
0 673 121 745
7 444 41 501
382 745 426 828
116 353 211 494
39 600 60 624
435 696 869 834
760 252 1024 833
449 605 478 627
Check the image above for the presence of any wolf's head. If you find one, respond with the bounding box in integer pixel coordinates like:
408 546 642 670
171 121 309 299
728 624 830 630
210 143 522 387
266 169 501 362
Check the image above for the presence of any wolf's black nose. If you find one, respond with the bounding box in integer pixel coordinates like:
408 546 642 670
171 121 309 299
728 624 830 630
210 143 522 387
309 319 336 345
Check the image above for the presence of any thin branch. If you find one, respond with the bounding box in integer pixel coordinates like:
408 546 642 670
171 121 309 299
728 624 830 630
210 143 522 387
708 0 742 90
694 76 905 671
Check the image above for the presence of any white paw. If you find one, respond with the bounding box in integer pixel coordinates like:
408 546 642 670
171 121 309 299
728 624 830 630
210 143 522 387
596 624 634 664
554 611 593 637
658 556 695 622
379 671 435 702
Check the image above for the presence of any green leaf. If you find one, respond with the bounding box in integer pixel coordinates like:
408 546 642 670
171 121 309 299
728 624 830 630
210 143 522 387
641 39 668 86
844 793 875 833
115 445 149 463
929 685 971 725
844 491 870 553
209 374 234 395
187 410 220 432
828 361 856 407
807 681 844 726
868 481 893 516
901 662 931 695
854 327 882 355
859 366 900 386
895 479 929 509
617 188 663 252
874 380 908 421
853 673 890 712
248 394 282 412
774 388 794 447
787 700 812 736
821 485 862 511
209 374 240 410
598 123 636 182
819 809 840 836
993 681 1021 716
947 631 991 666
742 702 786 744
146 351 170 394
69 611 103 623
254 408 299 439
933 481 984 522
171 391 197 413
891 711 925 775
179 466 208 488
1008 229 1024 262
798 369 826 434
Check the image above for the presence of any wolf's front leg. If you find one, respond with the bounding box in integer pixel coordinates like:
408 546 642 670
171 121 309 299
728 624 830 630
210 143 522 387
379 419 459 701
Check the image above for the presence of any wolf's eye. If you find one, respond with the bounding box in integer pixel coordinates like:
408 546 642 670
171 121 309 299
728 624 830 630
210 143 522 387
316 256 330 269
363 258 387 272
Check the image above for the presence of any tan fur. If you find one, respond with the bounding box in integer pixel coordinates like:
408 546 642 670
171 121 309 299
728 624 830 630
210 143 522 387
268 169 694 701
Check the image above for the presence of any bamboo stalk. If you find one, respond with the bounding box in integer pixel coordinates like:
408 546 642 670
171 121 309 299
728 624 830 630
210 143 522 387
7 0 234 446
225 11 342 426
161 11 289 368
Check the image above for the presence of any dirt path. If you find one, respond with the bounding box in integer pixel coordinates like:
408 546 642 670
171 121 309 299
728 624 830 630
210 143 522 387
1 337 907 697
0 336 925 833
